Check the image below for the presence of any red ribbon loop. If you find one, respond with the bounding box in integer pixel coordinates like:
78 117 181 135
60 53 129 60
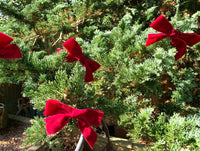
146 15 200 61
44 99 104 149
0 32 22 59
58 37 100 82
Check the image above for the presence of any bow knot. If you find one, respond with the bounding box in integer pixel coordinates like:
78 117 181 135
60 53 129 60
58 38 100 82
71 108 82 118
44 99 104 149
76 54 87 63
169 29 181 38
146 15 200 61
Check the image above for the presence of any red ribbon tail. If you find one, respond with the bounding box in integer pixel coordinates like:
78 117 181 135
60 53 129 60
87 58 101 72
83 58 100 82
78 120 97 149
171 38 187 61
0 44 22 59
84 65 94 82
146 33 167 47
174 49 187 61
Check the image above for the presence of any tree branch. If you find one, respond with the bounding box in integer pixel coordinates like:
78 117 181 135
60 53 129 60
0 1 34 27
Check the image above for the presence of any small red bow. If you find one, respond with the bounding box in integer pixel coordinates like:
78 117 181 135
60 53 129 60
58 38 100 82
44 99 104 149
146 15 200 61
0 32 22 59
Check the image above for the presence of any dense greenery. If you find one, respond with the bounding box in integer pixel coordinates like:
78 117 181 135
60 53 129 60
0 0 200 150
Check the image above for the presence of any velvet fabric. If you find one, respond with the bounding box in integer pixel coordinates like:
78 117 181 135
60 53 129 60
58 38 100 82
44 99 104 149
0 32 22 59
146 15 200 61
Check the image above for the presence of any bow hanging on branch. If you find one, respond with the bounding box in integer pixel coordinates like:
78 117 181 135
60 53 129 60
0 32 22 59
44 99 104 149
146 15 200 61
57 38 100 82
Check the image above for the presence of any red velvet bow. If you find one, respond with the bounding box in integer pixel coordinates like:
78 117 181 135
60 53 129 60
146 15 200 61
44 99 104 149
58 38 100 82
0 32 22 59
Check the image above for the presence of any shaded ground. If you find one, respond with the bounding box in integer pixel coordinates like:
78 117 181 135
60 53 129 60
0 119 31 151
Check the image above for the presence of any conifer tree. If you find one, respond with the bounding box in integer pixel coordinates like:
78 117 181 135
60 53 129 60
0 0 200 150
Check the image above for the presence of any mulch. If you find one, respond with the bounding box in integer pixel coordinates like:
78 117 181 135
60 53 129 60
0 119 31 151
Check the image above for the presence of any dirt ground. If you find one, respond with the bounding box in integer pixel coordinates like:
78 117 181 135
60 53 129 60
0 119 31 151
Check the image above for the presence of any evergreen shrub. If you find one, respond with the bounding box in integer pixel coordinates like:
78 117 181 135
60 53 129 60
0 0 200 150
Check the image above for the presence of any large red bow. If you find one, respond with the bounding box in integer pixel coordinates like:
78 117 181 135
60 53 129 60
58 38 100 82
0 32 22 59
44 99 104 149
146 15 200 61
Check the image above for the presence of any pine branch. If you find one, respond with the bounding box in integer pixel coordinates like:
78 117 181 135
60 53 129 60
0 1 34 27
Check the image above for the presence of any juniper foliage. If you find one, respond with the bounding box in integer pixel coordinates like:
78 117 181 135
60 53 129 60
0 0 200 150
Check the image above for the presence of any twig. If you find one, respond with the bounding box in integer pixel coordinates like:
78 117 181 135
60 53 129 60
52 32 63 47
25 35 40 41
32 36 38 47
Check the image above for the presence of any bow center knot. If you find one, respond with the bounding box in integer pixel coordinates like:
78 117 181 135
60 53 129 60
75 55 87 65
170 29 181 38
79 55 87 62
71 108 81 118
